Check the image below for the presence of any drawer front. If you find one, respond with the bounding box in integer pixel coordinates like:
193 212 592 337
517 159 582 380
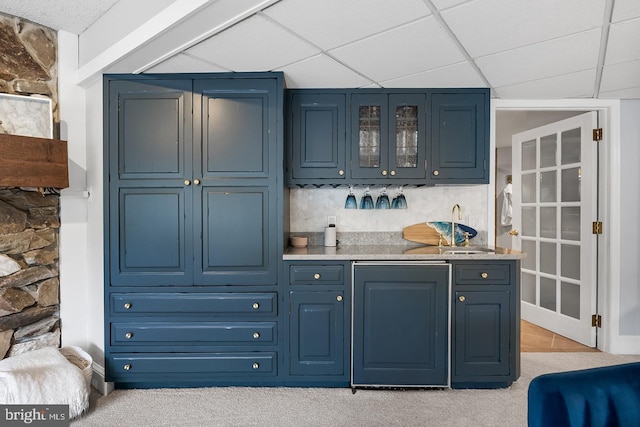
289 265 344 285
111 293 277 315
109 352 277 376
111 322 277 345
455 264 511 285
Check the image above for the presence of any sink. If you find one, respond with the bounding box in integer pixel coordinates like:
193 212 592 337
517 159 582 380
442 246 495 255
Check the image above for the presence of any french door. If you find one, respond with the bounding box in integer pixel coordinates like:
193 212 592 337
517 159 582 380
511 112 598 346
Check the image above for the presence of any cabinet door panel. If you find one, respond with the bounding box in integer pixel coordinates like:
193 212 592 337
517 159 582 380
110 187 192 286
291 93 346 180
197 186 276 285
290 291 344 375
196 79 276 179
454 290 510 377
352 265 449 386
109 79 193 181
430 92 488 182
388 94 426 179
351 93 389 179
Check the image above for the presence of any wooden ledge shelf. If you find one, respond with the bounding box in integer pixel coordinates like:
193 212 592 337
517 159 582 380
0 133 69 188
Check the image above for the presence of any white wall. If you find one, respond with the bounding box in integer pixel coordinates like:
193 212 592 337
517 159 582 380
619 100 640 337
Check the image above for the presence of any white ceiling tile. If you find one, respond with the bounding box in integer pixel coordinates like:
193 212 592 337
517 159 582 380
611 0 640 23
185 14 319 71
605 17 640 65
278 54 373 88
494 69 597 99
328 17 466 82
599 86 640 99
600 59 640 93
144 53 229 73
442 0 606 57
476 29 601 88
263 0 431 50
380 61 486 88
430 0 474 11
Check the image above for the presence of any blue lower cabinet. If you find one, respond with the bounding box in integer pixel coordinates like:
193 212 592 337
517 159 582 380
289 291 344 376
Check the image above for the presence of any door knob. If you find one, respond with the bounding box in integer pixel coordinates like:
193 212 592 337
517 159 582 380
193 179 200 185
184 179 191 186
509 229 519 236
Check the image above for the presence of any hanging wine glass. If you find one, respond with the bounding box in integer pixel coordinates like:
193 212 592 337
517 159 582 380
345 185 357 209
360 186 374 209
375 186 390 209
392 186 407 209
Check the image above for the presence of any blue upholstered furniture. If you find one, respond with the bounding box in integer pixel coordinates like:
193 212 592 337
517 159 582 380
528 362 640 427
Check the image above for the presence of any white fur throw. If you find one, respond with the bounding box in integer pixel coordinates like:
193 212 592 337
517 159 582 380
0 346 89 418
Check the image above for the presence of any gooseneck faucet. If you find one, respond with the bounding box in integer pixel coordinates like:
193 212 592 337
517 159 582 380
451 204 462 247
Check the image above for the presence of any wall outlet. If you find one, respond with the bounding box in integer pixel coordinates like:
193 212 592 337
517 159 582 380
328 215 337 226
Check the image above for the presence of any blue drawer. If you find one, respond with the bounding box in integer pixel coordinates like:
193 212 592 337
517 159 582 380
289 265 344 285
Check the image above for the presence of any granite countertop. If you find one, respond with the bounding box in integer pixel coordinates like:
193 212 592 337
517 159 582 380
283 244 525 261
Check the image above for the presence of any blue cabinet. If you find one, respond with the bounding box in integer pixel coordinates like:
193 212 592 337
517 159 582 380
352 263 450 387
429 90 489 183
104 73 284 386
285 261 350 386
451 261 520 388
287 91 347 182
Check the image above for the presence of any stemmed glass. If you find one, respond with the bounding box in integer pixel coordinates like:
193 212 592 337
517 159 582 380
360 187 374 209
375 186 391 209
392 186 407 209
345 185 357 209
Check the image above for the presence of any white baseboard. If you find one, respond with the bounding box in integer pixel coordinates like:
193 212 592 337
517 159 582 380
91 362 114 395
610 335 640 354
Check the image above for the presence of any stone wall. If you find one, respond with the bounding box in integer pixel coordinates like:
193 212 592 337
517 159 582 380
0 13 61 359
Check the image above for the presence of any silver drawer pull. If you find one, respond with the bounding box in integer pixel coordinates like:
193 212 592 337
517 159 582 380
252 362 260 370
481 272 488 279
252 302 260 310
336 295 343 302
125 332 133 339
458 295 466 302
313 273 321 280
123 303 132 309
253 332 260 339
123 364 131 371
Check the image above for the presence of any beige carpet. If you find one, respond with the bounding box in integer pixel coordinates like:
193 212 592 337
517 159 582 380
72 353 640 427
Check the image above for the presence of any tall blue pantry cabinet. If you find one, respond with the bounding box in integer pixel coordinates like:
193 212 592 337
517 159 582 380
104 73 285 387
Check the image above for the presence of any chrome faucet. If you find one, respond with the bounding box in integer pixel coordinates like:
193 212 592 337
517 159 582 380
451 204 462 247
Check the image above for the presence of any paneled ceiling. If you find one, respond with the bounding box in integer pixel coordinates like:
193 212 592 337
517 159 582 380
2 0 640 99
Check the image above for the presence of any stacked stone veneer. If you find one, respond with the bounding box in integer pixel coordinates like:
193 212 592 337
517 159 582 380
0 14 61 359
0 189 60 358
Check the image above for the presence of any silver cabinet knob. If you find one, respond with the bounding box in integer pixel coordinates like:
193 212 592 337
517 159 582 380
338 170 345 176
123 303 132 310
481 272 488 279
390 170 396 176
381 170 388 176
252 362 260 369
336 295 343 302
458 295 466 302
125 332 133 339
193 179 201 185
252 302 260 310
184 179 191 186
433 170 439 176
123 364 131 371
253 332 260 339
313 273 321 280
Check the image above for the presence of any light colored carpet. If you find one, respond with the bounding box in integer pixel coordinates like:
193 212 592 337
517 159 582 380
72 353 640 427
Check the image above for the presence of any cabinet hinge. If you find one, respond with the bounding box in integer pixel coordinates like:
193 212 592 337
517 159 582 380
593 128 603 141
592 314 602 328
592 221 603 235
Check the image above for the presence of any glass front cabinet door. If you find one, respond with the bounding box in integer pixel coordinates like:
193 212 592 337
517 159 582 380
350 93 426 180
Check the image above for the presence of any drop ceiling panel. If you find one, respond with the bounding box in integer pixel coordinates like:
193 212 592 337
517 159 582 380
476 29 601 88
185 14 319 71
263 0 431 50
430 0 474 11
605 18 640 65
611 0 640 22
278 54 372 88
441 0 606 58
495 69 596 99
600 60 640 93
379 61 486 88
145 53 229 74
329 17 465 82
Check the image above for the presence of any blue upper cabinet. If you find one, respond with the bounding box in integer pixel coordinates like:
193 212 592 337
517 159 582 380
429 89 489 184
287 91 347 182
351 93 426 181
285 88 489 186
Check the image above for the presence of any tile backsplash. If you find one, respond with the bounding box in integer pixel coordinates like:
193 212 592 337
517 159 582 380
290 185 489 244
